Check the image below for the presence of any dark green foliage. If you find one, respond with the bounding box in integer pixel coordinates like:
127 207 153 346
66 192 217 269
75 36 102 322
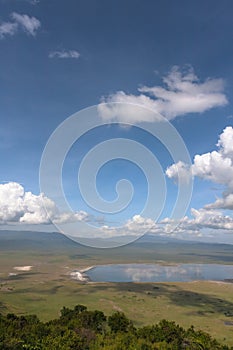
0 306 232 350
59 305 87 323
108 311 133 333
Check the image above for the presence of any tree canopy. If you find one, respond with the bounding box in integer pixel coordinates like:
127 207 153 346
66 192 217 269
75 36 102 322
0 305 231 349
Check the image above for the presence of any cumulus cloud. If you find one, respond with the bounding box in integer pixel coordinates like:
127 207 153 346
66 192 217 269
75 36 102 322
98 66 227 123
161 208 233 232
167 126 233 216
190 208 233 230
167 126 233 188
205 193 233 211
165 160 192 184
99 207 233 239
49 50 80 59
99 150 233 237
0 182 88 225
0 13 40 39
98 93 162 123
192 155 233 188
2 181 231 238
124 215 159 234
217 125 233 160
100 215 161 238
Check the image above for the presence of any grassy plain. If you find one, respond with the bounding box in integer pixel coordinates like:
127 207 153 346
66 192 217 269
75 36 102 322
0 245 233 346
1 231 233 345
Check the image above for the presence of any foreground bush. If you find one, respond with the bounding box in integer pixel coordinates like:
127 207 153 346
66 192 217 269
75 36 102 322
0 305 231 349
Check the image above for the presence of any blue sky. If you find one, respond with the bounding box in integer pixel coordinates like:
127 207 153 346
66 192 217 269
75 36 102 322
1 0 233 246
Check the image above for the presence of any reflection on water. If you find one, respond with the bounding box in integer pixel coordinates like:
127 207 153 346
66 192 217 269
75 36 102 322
86 264 233 282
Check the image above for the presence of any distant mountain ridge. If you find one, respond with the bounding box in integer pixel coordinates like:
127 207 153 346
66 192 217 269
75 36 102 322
0 229 232 249
0 230 81 250
1 230 233 263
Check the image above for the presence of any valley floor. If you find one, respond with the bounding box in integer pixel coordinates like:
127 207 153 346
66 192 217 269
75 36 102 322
0 250 233 346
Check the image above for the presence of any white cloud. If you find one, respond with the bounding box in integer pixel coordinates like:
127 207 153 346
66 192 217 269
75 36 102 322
167 126 233 191
100 215 160 238
205 193 233 210
217 125 233 160
98 66 228 123
11 12 40 36
0 182 88 225
99 207 233 239
0 13 40 39
0 21 18 39
190 208 233 230
125 215 159 233
167 126 233 218
98 93 162 123
165 160 192 184
53 211 89 225
192 152 233 188
160 208 233 233
49 50 80 59
2 181 231 237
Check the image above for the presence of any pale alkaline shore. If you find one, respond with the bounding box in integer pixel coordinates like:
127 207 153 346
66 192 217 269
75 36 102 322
70 266 94 282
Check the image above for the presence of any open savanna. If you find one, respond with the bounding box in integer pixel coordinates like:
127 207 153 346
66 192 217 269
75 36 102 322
1 230 233 346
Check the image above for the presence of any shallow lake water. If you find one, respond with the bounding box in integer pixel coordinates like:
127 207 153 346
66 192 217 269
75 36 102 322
86 263 233 282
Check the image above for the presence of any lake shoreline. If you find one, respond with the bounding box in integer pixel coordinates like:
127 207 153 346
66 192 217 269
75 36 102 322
75 262 233 284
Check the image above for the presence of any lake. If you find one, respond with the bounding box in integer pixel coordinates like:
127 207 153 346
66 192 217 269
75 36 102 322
85 263 233 282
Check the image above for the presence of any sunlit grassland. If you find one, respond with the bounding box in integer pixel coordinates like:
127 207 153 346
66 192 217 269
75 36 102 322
0 249 233 346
